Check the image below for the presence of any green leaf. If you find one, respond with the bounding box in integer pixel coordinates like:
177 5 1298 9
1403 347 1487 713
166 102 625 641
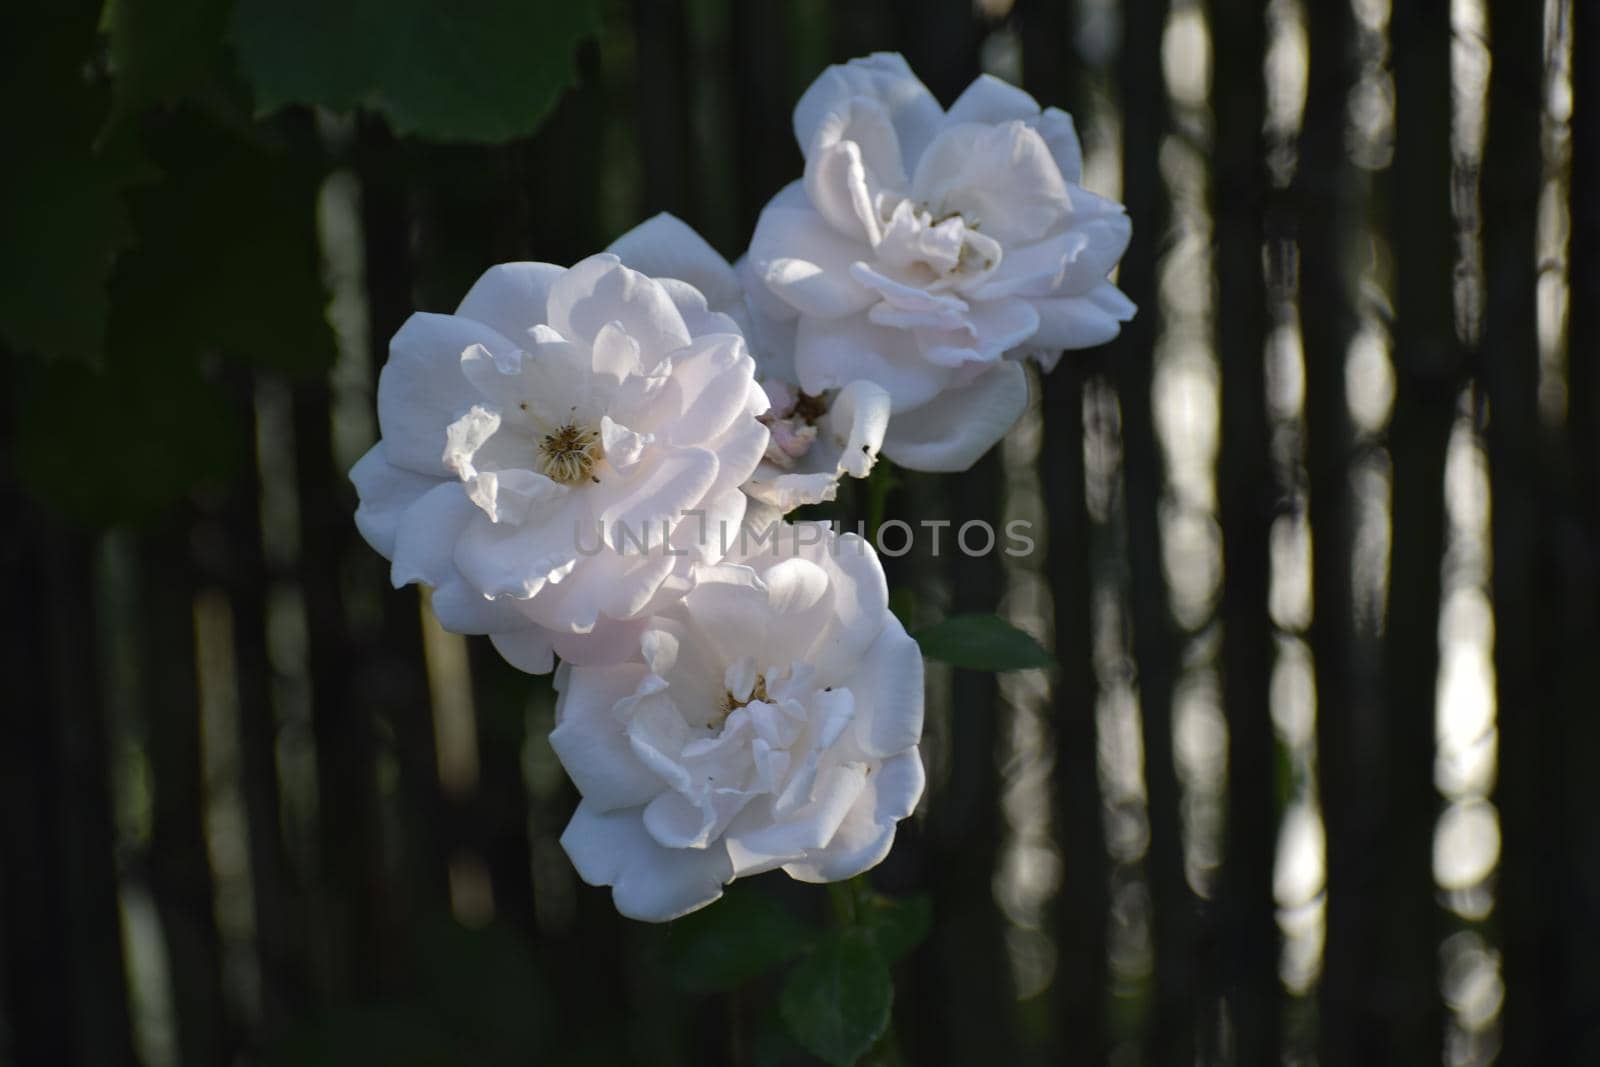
230 0 602 142
857 893 931 963
413 918 549 1054
16 357 239 526
661 886 811 995
103 0 234 116
110 116 336 378
15 113 335 526
0 7 149 362
780 929 892 1067
911 614 1054 672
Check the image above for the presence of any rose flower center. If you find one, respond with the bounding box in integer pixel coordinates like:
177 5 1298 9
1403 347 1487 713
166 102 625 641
538 423 604 485
709 675 770 731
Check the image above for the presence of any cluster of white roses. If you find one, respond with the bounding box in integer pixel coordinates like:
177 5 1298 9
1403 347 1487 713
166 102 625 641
351 55 1132 921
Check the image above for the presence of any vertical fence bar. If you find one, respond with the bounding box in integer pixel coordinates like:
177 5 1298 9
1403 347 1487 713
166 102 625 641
1109 0 1199 1062
355 119 452 929
898 6 1016 1063
731 1 798 238
1210 0 1282 1060
1562 4 1600 1055
1481 0 1551 1061
220 369 304 1033
1298 1 1367 1062
142 524 233 1067
0 424 138 1067
1020 1 1112 1060
634 0 694 225
293 377 388 999
1379 2 1457 1060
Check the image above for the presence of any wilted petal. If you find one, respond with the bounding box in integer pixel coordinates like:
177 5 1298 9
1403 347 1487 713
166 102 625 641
824 380 891 478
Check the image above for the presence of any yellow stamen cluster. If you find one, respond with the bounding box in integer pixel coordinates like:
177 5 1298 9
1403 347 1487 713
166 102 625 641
710 676 770 730
538 424 604 485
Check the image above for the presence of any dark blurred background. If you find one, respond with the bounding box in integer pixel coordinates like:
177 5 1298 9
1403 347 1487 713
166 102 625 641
2 0 1596 1064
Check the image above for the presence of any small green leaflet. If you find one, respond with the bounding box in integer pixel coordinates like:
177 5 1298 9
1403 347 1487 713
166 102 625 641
912 614 1054 672
661 887 812 995
856 893 931 963
780 928 893 1067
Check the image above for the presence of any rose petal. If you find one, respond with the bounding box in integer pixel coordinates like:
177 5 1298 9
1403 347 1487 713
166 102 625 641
351 443 438 559
377 312 517 477
561 802 733 922
605 213 741 309
793 52 944 174
545 253 692 360
782 752 925 882
455 262 565 344
880 360 1029 472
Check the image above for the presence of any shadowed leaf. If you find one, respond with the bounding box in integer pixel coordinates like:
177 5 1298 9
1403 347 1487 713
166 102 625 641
780 928 891 1067
103 0 233 117
661 886 811 995
231 0 602 142
858 892 931 963
912 614 1054 672
0 7 149 362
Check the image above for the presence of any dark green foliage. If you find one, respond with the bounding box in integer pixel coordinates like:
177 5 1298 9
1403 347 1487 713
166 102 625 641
15 357 237 525
853 892 930 964
110 118 337 379
661 882 930 1065
662 885 812 995
270 919 551 1067
104 0 234 116
231 0 603 142
0 6 149 363
779 928 893 1067
912 614 1054 672
15 115 335 525
3 0 598 526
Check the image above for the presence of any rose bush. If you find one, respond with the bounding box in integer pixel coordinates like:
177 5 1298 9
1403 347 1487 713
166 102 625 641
349 56 1115 923
553 522 924 920
748 53 1135 471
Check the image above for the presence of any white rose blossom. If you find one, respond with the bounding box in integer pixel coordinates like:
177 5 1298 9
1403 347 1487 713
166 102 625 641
748 53 1136 472
350 252 769 673
554 522 925 921
608 212 893 513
